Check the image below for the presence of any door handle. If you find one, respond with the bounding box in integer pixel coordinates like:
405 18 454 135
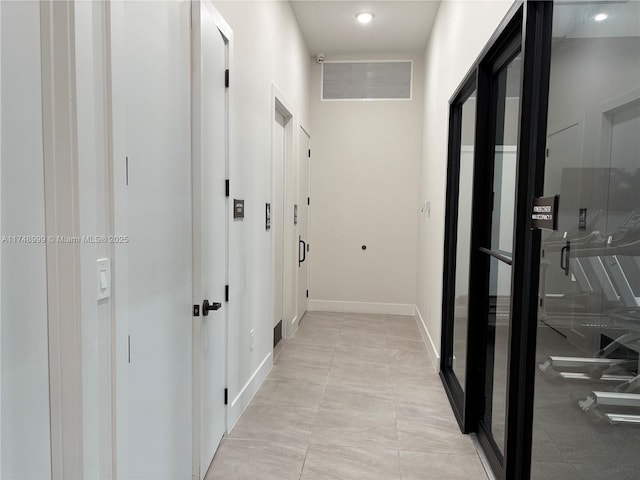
560 241 570 276
299 237 306 267
202 299 222 316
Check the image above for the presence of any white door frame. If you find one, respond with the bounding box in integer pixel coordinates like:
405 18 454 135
0 2 3 473
191 2 233 478
271 85 295 342
106 1 131 476
297 124 312 326
40 1 84 477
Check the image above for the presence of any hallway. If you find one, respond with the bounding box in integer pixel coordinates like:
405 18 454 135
207 312 488 479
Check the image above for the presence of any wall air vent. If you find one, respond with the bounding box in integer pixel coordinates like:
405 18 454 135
321 61 412 101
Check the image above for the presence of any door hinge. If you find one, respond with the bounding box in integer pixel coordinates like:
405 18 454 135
128 335 131 364
225 285 229 302
225 69 229 88
546 148 549 157
193 304 200 316
307 197 310 206
125 156 129 186
224 388 228 405
225 179 230 197
308 149 311 158
306 243 310 253
539 298 544 307
306 290 309 298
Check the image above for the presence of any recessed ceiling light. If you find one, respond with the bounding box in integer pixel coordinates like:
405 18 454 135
594 13 608 22
356 12 374 24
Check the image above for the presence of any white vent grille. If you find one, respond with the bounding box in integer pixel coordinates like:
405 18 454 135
322 61 412 101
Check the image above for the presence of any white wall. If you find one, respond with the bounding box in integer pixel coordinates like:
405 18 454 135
0 2 52 477
211 0 311 428
1 3 113 477
417 0 515 367
309 53 423 314
74 2 113 478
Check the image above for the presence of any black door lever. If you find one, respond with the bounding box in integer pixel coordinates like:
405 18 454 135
202 299 222 316
560 241 571 276
299 236 307 267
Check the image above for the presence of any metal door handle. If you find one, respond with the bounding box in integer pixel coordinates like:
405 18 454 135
202 299 222 316
560 241 570 276
299 237 306 266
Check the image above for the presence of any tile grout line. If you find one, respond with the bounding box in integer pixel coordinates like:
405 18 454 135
297 443 311 480
387 325 404 480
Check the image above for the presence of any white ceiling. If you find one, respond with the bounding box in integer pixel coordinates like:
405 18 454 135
289 1 441 56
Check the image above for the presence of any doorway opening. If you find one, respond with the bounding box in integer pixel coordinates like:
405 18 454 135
272 89 294 354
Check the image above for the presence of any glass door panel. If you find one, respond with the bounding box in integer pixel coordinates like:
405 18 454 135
452 92 478 391
481 52 521 457
531 2 640 479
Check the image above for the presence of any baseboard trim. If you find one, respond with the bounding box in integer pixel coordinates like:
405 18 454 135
227 352 272 431
308 300 415 316
415 305 440 373
287 314 298 340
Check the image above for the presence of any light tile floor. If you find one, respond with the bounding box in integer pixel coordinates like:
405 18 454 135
206 311 489 480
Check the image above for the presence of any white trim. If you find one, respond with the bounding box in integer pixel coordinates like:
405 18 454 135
295 125 311 335
289 317 299 340
308 300 415 316
0 2 3 476
40 1 84 476
209 0 234 447
227 353 273 431
321 59 414 102
599 89 640 179
271 83 296 341
191 3 233 478
462 145 517 154
494 145 517 153
415 306 440 373
600 87 640 116
107 1 131 476
202 0 232 42
299 122 311 138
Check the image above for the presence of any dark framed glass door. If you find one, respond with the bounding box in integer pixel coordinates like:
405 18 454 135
441 2 557 479
440 75 478 431
473 29 523 474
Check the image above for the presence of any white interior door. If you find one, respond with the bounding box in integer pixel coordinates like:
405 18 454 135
122 2 192 478
1 2 52 477
297 128 311 322
273 112 286 331
192 2 228 477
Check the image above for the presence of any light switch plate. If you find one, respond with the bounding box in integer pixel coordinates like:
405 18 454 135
97 258 111 301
